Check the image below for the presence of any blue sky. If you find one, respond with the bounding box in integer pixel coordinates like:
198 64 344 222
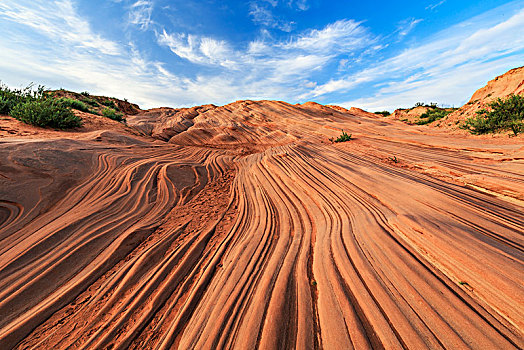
0 0 523 110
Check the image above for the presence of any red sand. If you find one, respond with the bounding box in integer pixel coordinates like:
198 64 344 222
0 100 523 349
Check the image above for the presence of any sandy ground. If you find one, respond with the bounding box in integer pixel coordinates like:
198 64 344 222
0 101 523 349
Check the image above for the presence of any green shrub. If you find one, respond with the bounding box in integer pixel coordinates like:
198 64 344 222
416 108 452 125
388 156 399 163
102 108 125 122
0 96 15 115
58 97 90 112
101 99 117 109
11 98 82 129
0 83 43 115
330 130 352 143
81 97 100 107
463 94 524 135
374 111 391 117
80 91 90 96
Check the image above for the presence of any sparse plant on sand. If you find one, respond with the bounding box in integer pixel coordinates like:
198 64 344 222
462 94 524 136
388 156 399 163
330 130 352 143
374 111 391 117
102 108 125 122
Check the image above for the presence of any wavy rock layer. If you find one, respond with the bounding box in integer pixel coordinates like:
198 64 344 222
0 101 523 349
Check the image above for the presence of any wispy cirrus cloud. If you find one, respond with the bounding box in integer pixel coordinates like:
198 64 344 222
309 6 524 110
128 0 154 30
0 0 120 55
0 0 373 107
426 0 446 11
287 0 309 11
158 19 373 73
248 0 310 31
249 2 295 32
396 17 423 38
157 31 236 67
0 0 522 112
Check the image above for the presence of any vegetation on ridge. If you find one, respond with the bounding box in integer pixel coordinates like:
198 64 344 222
0 83 132 129
415 107 455 125
11 98 82 129
462 94 524 136
1 83 82 129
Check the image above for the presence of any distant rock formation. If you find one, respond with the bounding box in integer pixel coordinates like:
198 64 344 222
440 66 524 127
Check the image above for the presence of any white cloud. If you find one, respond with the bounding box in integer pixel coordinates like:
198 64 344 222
310 7 524 111
249 2 295 32
426 0 446 11
128 0 153 30
157 31 236 67
0 0 120 55
341 57 523 111
248 0 310 30
263 0 278 7
157 18 373 97
287 0 309 11
283 19 370 52
159 19 372 67
396 18 423 38
0 0 373 108
0 0 522 112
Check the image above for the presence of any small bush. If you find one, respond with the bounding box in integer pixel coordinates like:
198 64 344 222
101 99 117 109
462 94 524 135
331 130 352 143
80 91 90 96
58 98 90 112
0 83 43 115
81 97 100 107
416 108 452 125
102 108 125 122
374 111 391 117
11 98 82 129
388 156 399 163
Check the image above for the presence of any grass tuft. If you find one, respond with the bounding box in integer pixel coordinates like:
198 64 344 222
388 156 399 163
330 130 352 143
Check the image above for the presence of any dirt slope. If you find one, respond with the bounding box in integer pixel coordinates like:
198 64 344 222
0 100 523 349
